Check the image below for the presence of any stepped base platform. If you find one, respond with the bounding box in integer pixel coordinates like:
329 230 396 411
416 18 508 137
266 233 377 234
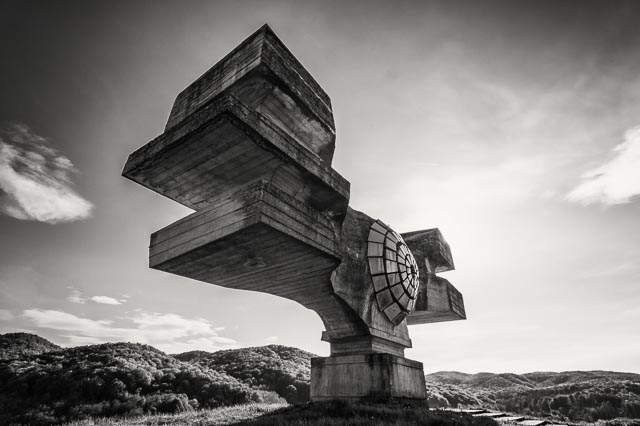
310 353 427 401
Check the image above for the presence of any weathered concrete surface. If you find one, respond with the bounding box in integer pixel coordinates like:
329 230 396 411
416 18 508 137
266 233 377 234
165 25 336 163
407 275 466 325
329 207 412 350
123 23 468 403
150 179 367 339
310 353 427 400
402 228 454 273
123 94 348 218
402 228 465 325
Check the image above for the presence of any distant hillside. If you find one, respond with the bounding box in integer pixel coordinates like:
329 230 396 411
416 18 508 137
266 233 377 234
0 332 61 360
176 344 313 404
2 332 640 425
0 334 281 425
426 371 640 422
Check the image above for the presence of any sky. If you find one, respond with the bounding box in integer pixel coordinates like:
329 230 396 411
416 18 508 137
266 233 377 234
1 0 639 374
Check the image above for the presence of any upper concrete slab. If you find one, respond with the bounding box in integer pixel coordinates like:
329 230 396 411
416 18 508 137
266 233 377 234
165 24 336 162
122 94 349 217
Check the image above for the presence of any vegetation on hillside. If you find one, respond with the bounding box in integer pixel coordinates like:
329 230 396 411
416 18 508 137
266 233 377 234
426 371 640 422
2 332 640 425
0 336 281 425
0 332 61 360
176 344 313 404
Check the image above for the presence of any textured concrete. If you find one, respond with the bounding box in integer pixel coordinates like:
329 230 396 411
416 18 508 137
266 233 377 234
310 353 427 400
408 274 466 325
402 228 454 273
123 24 467 403
123 94 349 217
402 228 465 325
165 25 336 162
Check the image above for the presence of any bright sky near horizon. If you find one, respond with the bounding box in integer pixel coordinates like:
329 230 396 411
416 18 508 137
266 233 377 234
1 0 639 374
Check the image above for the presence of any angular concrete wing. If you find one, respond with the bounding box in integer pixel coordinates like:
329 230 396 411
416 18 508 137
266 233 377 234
402 228 466 324
149 179 366 339
407 275 466 325
122 95 349 216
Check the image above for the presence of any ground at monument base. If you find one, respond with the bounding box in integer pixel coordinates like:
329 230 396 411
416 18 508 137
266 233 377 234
310 353 427 401
64 401 500 426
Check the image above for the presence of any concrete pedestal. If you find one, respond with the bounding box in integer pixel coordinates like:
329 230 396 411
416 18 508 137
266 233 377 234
310 353 427 401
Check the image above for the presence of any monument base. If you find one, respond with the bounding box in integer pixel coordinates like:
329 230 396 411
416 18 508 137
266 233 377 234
310 353 427 401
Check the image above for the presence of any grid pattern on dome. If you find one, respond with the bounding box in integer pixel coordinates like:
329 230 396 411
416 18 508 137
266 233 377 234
367 220 420 325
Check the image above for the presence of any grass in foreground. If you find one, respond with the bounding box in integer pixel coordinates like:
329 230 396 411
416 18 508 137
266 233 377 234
65 401 499 426
64 403 287 426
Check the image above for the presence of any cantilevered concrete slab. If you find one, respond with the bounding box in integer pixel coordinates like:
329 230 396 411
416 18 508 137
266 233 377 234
123 95 349 217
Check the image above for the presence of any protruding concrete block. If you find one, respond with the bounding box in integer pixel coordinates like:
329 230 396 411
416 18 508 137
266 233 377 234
407 275 466 325
402 228 454 273
310 353 426 400
122 95 349 217
165 24 336 163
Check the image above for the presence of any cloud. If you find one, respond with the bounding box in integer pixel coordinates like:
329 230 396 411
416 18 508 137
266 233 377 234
567 126 640 205
264 335 279 343
0 123 93 223
66 287 86 304
90 296 122 305
22 309 237 354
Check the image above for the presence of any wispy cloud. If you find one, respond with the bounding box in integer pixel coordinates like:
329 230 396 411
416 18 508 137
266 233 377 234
90 296 122 305
567 126 640 205
264 335 279 343
66 287 87 304
0 123 93 223
22 309 237 353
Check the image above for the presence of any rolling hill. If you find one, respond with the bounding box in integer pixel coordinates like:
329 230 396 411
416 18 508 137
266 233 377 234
175 344 313 404
0 332 61 360
0 334 279 425
1 332 639 424
425 370 640 422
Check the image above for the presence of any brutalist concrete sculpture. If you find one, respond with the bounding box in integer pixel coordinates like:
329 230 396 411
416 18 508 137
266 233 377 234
123 24 465 401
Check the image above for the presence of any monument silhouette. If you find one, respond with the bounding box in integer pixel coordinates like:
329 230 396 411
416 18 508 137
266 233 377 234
123 24 465 400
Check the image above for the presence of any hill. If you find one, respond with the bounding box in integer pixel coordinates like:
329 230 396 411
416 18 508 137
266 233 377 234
0 334 281 425
426 370 640 422
2 332 640 425
175 345 312 404
0 332 61 360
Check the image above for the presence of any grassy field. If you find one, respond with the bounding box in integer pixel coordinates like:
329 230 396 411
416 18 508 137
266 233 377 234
64 401 499 426
65 403 286 425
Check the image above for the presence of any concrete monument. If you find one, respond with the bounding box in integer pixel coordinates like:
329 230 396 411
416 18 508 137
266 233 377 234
123 25 466 401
